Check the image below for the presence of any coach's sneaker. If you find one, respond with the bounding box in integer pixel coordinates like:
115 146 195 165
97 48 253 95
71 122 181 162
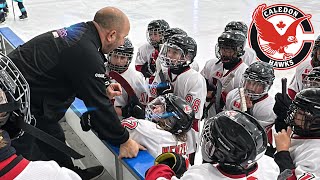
72 166 105 180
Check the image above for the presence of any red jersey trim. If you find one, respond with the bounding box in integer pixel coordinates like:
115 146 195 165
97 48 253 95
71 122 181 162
222 59 243 77
0 154 30 180
216 164 258 178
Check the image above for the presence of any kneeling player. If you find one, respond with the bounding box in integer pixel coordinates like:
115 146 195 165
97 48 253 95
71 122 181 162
225 61 276 143
105 38 150 118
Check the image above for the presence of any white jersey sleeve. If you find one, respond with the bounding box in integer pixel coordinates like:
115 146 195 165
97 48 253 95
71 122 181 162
201 58 248 96
114 67 150 107
290 138 320 178
241 47 257 66
225 89 275 130
288 58 313 95
15 161 81 180
172 69 207 120
121 118 195 157
175 155 279 180
252 95 276 129
135 43 155 66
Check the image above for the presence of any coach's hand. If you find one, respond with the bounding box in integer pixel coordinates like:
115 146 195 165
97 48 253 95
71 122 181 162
106 83 122 99
119 139 146 159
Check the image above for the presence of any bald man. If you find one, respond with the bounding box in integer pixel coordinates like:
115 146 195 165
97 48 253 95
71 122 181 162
8 7 144 180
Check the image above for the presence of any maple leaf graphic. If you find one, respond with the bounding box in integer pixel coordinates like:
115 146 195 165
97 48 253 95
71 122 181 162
276 21 286 30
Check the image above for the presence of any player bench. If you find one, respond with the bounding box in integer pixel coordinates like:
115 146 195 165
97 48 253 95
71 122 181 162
0 27 24 55
67 98 154 180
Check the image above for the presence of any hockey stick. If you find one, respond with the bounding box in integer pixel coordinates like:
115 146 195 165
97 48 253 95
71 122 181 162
17 118 85 159
282 78 287 98
202 73 235 119
239 87 247 112
11 0 15 21
109 71 140 105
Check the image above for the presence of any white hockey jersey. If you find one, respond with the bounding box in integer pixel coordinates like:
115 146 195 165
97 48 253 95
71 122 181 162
15 160 81 180
151 68 207 121
135 43 155 68
121 118 197 158
114 68 150 106
201 58 248 100
170 155 279 180
189 61 200 72
225 88 276 130
289 137 320 179
106 67 151 107
288 58 313 99
242 47 257 66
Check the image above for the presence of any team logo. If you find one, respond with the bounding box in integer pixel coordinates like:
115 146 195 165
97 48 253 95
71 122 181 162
183 105 192 114
249 4 314 70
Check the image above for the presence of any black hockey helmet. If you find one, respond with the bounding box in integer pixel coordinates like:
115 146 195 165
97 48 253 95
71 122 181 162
106 38 134 74
163 28 187 43
311 35 320 65
147 19 170 48
201 110 267 168
216 30 246 64
224 21 248 38
242 61 275 100
286 88 320 137
302 67 320 89
159 34 197 70
145 93 195 135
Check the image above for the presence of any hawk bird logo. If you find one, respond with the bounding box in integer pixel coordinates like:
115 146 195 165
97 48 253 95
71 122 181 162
253 4 312 60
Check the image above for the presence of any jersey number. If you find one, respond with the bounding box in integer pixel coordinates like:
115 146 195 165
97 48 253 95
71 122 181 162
121 117 138 130
185 94 201 113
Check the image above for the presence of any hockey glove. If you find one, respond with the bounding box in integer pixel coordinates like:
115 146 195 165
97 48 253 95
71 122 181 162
154 152 188 178
80 111 92 131
122 101 145 119
156 82 173 96
274 93 292 132
141 62 153 78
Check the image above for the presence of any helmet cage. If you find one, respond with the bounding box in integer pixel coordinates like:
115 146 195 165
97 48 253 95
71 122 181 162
302 75 320 89
106 51 132 73
286 102 320 137
242 77 271 101
145 94 193 135
0 53 33 138
159 42 190 68
147 28 166 47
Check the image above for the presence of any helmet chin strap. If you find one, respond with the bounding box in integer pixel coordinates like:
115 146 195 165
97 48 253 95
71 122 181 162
170 63 190 75
222 57 241 70
311 56 320 67
219 162 257 176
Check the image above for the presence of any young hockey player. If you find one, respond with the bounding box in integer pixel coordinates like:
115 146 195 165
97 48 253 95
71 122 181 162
274 88 320 179
225 61 276 142
201 30 248 117
105 38 150 118
145 110 280 179
135 19 170 83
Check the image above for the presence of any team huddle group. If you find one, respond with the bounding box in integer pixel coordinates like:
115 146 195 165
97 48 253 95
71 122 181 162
104 19 320 179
